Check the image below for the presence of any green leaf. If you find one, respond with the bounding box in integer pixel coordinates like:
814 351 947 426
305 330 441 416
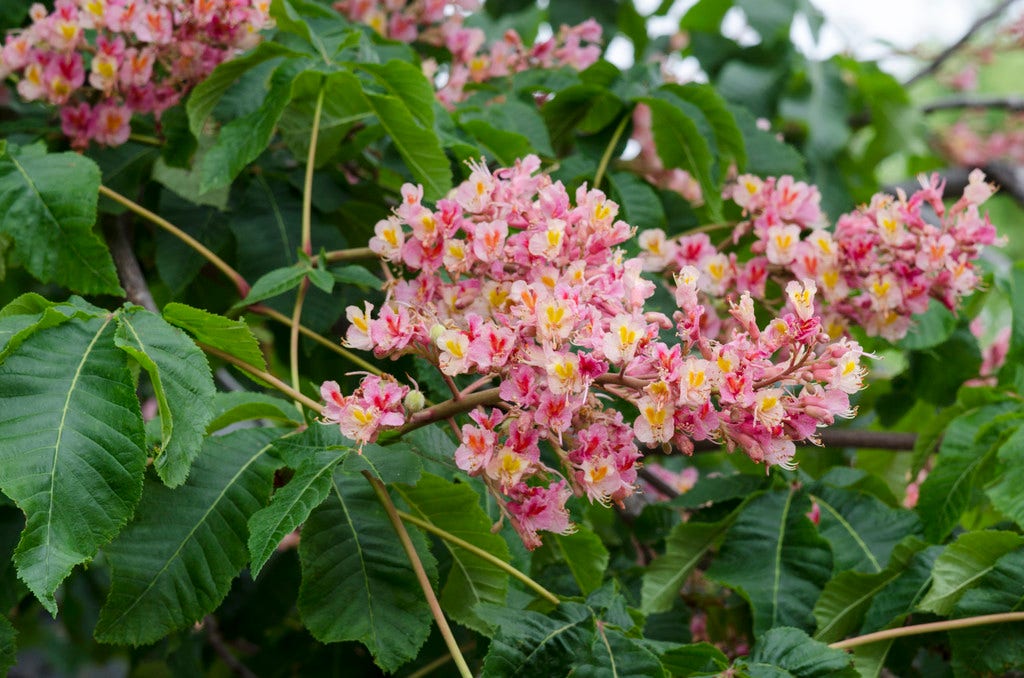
747 627 857 677
236 264 310 308
115 308 216 487
985 426 1024 528
357 60 436 128
297 467 436 673
0 614 14 676
248 443 349 578
809 485 922 574
905 327 982 407
667 472 767 509
918 530 1024 615
207 392 302 433
478 602 592 677
707 489 833 636
575 627 667 678
460 118 535 166
163 303 266 371
330 264 381 289
812 538 926 644
897 299 956 351
199 61 302 193
642 516 736 614
639 96 722 221
0 142 121 294
949 547 1024 677
860 543 943 634
341 442 424 485
657 642 730 676
533 524 609 595
365 91 453 200
661 83 746 170
735 0 797 43
395 474 510 634
916 404 1016 542
187 41 298 137
731 105 807 179
0 315 145 615
999 260 1024 385
607 171 666 231
95 428 284 645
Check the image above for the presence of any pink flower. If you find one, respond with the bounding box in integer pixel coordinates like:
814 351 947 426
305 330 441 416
506 481 574 550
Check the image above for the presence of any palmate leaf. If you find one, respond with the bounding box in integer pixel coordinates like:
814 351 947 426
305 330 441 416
532 524 609 595
0 314 146 615
916 403 1017 542
642 515 739 615
95 428 285 645
248 427 350 578
163 302 266 370
745 627 857 677
809 484 922 574
707 489 833 636
478 602 593 678
574 627 667 678
394 473 510 634
812 537 927 644
114 308 216 487
985 425 1024 528
949 547 1024 677
918 529 1024 616
297 467 436 673
0 142 121 295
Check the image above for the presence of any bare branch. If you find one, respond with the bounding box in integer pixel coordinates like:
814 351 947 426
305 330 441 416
922 94 1024 114
106 212 157 312
904 0 1018 88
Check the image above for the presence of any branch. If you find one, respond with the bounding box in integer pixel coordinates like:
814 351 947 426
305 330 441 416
398 387 503 434
922 94 1024 114
106 212 157 312
830 611 1024 650
324 246 375 263
396 509 561 606
200 343 324 414
904 0 1018 87
363 472 473 678
886 162 1024 207
204 615 258 678
99 185 250 297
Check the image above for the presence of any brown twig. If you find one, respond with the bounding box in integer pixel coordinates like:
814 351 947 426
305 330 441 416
106 212 157 312
922 94 1024 114
904 0 1017 88
830 611 1024 650
204 615 258 678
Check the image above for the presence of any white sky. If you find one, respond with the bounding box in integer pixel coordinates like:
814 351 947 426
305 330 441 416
611 0 998 78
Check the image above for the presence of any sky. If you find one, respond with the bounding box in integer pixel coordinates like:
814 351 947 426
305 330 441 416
610 0 998 78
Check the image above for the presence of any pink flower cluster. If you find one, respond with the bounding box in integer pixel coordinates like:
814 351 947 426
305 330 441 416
1 0 270 148
640 170 1000 342
334 1 602 107
940 117 1024 168
320 156 870 549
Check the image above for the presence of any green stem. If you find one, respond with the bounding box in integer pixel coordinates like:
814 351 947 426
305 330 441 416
289 86 326 415
685 220 737 235
593 113 630 190
249 304 384 376
397 510 560 606
99 185 250 297
128 133 162 147
363 472 473 678
829 611 1024 651
200 343 323 414
324 247 376 263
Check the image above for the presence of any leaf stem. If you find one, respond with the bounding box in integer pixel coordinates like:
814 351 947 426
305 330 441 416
248 304 383 376
98 185 250 297
289 86 326 415
324 246 376 263
397 509 561 606
363 472 473 678
127 133 163 147
829 611 1024 650
199 343 323 414
593 113 630 190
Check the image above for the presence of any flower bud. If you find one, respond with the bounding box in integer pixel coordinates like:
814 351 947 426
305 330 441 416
403 389 426 413
429 322 447 342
